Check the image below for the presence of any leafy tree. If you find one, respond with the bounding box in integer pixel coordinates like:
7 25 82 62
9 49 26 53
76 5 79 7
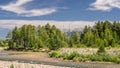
6 24 67 50
82 27 94 47
5 21 120 50
69 32 81 47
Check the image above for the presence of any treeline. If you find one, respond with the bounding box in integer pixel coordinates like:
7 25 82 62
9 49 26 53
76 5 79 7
6 24 67 50
70 21 120 48
3 21 120 50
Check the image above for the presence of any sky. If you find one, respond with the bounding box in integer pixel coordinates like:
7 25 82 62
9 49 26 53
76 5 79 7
0 0 120 39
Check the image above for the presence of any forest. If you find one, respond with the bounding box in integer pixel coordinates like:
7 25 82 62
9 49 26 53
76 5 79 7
0 21 120 51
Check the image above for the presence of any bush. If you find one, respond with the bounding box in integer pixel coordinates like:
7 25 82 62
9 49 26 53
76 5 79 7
102 54 118 62
67 52 80 60
79 55 90 62
115 59 120 64
90 54 102 61
49 50 120 63
59 53 69 60
10 64 14 68
97 45 106 54
116 53 120 58
49 51 60 58
73 56 81 62
90 53 120 63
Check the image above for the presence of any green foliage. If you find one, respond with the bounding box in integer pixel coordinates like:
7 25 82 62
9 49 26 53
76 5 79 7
4 21 120 51
68 21 120 48
90 54 103 61
59 53 69 60
97 45 106 54
6 24 67 51
49 51 120 63
49 51 60 58
82 26 94 47
81 21 120 47
10 64 14 68
91 53 120 63
67 52 80 60
0 40 7 47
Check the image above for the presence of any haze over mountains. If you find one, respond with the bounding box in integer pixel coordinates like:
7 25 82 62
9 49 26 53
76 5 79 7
0 20 95 39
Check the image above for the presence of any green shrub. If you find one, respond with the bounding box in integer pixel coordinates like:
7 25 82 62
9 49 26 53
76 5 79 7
82 55 91 61
115 59 120 64
90 53 120 63
117 53 120 58
97 45 106 54
59 53 69 60
49 51 60 58
49 50 120 63
67 52 80 60
10 64 14 68
102 54 118 62
90 54 103 61
73 56 81 62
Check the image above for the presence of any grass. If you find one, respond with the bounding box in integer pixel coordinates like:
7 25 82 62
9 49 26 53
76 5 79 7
49 51 120 63
49 51 60 58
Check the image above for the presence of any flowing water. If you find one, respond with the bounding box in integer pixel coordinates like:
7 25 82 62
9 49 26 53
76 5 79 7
0 52 119 68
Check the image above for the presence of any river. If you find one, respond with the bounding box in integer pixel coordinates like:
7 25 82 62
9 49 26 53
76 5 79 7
0 52 120 68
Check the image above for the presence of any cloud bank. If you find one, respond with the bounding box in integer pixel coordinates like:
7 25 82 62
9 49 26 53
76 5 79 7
0 0 56 17
0 20 94 31
89 0 120 11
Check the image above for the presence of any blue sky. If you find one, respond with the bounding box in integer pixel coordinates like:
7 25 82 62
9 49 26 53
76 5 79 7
0 0 120 39
0 0 120 21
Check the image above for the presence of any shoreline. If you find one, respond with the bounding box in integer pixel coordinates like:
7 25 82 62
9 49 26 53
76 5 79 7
0 56 119 68
1 50 119 64
3 51 116 64
0 60 70 68
0 51 120 68
1 47 120 68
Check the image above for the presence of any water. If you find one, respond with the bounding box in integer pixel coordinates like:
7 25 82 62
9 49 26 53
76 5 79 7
0 52 8 56
0 52 119 68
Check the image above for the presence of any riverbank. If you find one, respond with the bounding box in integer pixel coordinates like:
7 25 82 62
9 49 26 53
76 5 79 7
49 48 120 64
0 60 70 68
1 47 120 68
1 51 120 68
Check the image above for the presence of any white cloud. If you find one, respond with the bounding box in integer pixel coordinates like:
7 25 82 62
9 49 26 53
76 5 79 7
89 0 120 11
0 0 56 17
0 20 95 31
